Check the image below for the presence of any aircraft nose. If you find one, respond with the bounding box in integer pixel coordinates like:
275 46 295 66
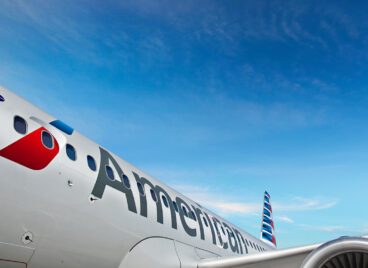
0 95 4 102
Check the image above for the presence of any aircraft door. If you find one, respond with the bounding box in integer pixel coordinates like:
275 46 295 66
119 237 180 268
0 242 34 268
174 241 201 268
0 261 26 268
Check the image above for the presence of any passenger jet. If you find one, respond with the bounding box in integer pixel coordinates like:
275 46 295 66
0 87 366 268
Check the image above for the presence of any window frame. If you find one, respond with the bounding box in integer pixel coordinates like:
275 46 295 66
150 189 157 202
182 206 188 217
137 182 145 196
66 143 77 161
13 115 28 135
173 201 179 212
121 174 131 189
41 130 54 150
105 165 115 181
87 155 97 171
190 211 197 221
203 217 209 227
162 195 169 208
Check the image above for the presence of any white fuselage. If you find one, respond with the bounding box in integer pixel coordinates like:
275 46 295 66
0 88 273 268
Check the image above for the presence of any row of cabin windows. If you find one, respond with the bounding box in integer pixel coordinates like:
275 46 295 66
14 116 54 150
133 181 201 222
13 116 207 223
13 117 203 221
250 242 265 252
243 238 264 252
14 116 265 249
13 117 268 252
13 116 98 172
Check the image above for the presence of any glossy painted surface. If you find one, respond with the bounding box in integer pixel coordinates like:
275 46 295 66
0 88 273 268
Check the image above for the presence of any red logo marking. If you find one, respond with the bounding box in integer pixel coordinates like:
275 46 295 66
0 127 59 170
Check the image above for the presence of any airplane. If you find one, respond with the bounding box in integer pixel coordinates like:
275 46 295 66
0 87 367 268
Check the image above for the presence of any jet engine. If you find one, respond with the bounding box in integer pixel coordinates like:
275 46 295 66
301 237 368 268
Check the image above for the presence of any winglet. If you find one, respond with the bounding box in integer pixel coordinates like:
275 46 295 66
261 191 277 248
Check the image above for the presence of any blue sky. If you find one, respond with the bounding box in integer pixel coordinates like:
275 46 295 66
1 0 368 248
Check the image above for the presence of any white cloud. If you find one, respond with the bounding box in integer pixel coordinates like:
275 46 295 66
277 216 295 224
274 197 338 212
171 184 261 216
299 224 346 233
173 184 337 217
214 202 261 215
299 224 368 236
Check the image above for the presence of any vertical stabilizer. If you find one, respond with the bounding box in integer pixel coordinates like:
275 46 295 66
260 191 277 248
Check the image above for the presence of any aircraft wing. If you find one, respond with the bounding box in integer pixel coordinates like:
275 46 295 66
198 244 319 268
198 237 368 268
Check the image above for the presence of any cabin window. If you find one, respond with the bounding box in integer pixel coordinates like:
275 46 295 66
173 201 179 212
66 144 76 161
182 206 188 217
122 174 130 188
41 131 54 149
87 155 97 171
150 189 157 202
137 182 145 196
240 236 246 246
217 232 223 247
162 195 169 207
105 165 115 181
190 211 197 221
14 116 27 135
203 217 209 227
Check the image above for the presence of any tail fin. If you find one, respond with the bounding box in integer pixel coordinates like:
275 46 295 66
260 191 277 248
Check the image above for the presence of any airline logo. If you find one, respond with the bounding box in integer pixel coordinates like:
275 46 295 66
261 191 277 247
0 119 73 170
90 147 259 255
0 126 59 170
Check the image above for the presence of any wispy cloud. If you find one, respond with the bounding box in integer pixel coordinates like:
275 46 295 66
4 0 365 66
173 184 367 244
173 184 338 217
291 223 368 236
274 197 338 212
299 224 347 233
277 216 295 224
171 185 261 215
1 0 171 68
